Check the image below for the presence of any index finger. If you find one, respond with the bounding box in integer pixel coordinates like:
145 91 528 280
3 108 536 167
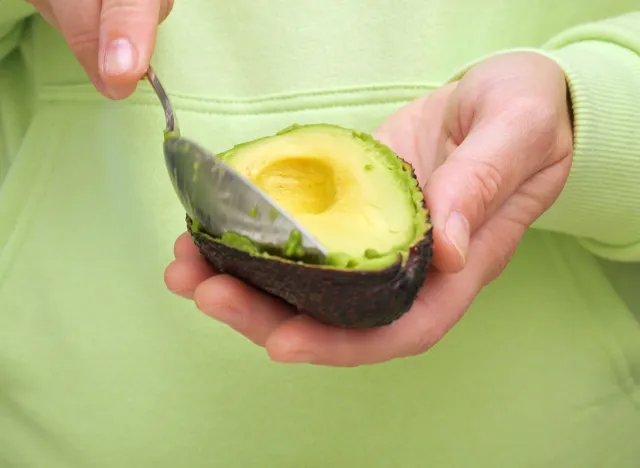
50 0 102 90
264 219 516 366
98 0 172 97
263 269 476 367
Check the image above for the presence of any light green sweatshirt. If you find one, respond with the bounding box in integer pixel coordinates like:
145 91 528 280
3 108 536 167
0 1 639 467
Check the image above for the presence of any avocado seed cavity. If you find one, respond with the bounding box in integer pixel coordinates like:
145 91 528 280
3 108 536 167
252 157 337 215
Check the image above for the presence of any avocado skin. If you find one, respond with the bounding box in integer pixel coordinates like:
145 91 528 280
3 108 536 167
185 209 432 329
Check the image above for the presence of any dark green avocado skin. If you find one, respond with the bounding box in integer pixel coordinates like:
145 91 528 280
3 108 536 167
186 214 433 329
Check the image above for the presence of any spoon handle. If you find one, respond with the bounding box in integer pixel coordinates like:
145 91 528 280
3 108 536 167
145 66 180 137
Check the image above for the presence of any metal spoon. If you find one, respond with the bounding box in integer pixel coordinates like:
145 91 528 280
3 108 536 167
144 66 328 263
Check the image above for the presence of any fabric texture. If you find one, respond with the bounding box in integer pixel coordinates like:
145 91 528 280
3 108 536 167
540 13 640 260
0 1 639 467
0 0 34 60
445 12 640 260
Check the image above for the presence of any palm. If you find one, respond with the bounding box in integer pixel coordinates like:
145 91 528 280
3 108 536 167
164 87 455 366
165 71 570 366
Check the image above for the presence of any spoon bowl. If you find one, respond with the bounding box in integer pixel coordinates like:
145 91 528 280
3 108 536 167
145 66 328 263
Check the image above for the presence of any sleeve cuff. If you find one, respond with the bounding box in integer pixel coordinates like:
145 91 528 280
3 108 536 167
534 38 640 261
445 14 640 261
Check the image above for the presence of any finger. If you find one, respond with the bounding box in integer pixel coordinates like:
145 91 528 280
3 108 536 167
164 256 216 299
373 94 432 182
193 275 295 346
174 232 200 260
265 203 527 367
50 0 104 93
472 160 570 286
98 0 173 98
424 113 547 273
373 83 458 184
265 267 477 367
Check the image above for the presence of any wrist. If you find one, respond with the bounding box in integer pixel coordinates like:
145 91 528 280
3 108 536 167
532 39 640 258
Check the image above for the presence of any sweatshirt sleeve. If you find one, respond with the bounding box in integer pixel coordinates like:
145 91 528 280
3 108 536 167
0 0 35 61
447 12 640 262
533 12 640 262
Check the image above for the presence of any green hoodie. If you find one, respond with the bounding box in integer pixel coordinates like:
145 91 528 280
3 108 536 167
1 1 639 467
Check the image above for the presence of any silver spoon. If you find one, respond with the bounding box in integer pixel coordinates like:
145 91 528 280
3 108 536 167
144 66 328 263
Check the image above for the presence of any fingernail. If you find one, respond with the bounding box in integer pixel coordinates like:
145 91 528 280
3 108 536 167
445 211 470 264
104 38 135 76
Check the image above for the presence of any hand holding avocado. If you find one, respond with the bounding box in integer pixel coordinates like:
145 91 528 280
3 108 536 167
26 0 173 99
166 51 574 367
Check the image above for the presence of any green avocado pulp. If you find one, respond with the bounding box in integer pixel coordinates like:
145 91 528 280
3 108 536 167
190 123 431 271
219 232 261 255
192 223 401 270
217 229 303 259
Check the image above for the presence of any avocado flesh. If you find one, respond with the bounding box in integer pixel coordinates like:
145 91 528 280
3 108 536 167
187 124 433 328
221 124 423 269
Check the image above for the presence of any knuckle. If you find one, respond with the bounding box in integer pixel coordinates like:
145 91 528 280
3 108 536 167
66 27 99 57
468 160 503 218
407 328 440 357
201 275 241 305
485 249 510 284
479 218 524 285
505 96 560 153
408 337 433 357
164 265 194 298
484 246 512 284
100 0 150 24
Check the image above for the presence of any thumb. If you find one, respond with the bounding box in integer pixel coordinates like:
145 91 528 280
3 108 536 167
98 0 173 99
424 119 534 273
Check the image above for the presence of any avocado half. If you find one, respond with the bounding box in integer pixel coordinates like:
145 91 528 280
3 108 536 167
186 123 433 329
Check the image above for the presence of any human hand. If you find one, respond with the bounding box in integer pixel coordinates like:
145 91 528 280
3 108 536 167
26 0 174 99
165 51 574 366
